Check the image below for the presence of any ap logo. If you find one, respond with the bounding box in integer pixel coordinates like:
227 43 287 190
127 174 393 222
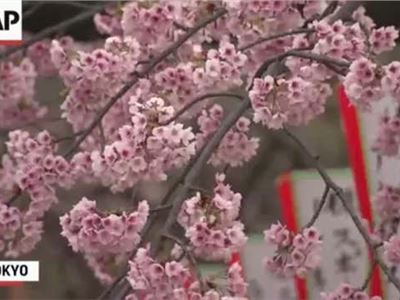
0 0 22 45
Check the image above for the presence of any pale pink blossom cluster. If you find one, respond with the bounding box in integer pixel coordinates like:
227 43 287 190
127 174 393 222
343 58 384 110
177 173 247 261
382 61 400 102
91 97 196 192
264 222 322 277
312 20 366 60
121 1 194 54
6 130 73 214
154 40 247 110
384 235 400 265
371 114 400 157
0 58 46 129
0 204 23 255
125 247 194 300
369 26 399 55
374 183 400 220
60 197 149 284
0 130 70 257
125 247 248 300
94 6 123 36
321 283 382 300
196 104 259 167
249 75 331 129
50 36 141 150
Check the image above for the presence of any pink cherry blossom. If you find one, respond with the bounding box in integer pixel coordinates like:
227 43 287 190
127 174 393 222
264 223 322 277
60 197 149 284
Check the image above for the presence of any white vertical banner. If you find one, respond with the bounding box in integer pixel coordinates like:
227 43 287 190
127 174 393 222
241 235 297 300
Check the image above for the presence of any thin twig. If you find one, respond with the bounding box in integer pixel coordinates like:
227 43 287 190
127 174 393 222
283 127 400 293
23 3 45 20
64 8 228 158
6 189 22 206
163 233 205 292
361 259 377 291
150 204 172 213
303 185 330 229
0 5 105 60
160 92 243 125
239 28 315 52
289 50 350 68
53 130 85 143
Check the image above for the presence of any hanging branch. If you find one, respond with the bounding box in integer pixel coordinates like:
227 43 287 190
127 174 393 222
239 28 315 52
303 185 330 229
160 92 244 125
283 127 400 292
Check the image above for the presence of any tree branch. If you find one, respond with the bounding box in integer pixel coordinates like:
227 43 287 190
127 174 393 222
289 50 351 68
239 28 315 52
160 92 243 125
283 127 400 293
303 184 330 229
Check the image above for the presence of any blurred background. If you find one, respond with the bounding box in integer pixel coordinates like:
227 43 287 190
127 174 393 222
1 1 400 299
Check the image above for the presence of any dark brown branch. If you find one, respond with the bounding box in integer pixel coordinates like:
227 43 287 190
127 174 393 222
239 28 315 52
150 204 172 213
361 259 377 291
0 5 105 60
283 127 400 292
5 189 22 206
64 8 227 158
289 50 350 68
303 185 330 229
160 92 243 125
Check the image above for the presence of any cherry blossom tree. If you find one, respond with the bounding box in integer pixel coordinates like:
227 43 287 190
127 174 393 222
1 1 400 299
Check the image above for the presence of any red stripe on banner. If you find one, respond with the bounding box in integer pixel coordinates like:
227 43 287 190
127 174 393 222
0 41 23 46
338 85 383 297
278 172 307 300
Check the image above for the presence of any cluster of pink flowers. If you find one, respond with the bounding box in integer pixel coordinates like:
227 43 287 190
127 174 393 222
371 114 400 157
154 40 247 110
50 36 141 150
196 104 259 167
121 1 186 53
369 26 399 55
384 234 400 265
26 37 75 76
125 247 194 299
90 97 196 192
312 20 366 60
264 222 322 277
0 130 73 257
94 6 123 36
382 61 400 102
374 183 400 220
60 197 149 284
343 58 383 111
249 75 331 129
0 204 23 255
321 283 382 300
125 247 248 300
0 58 46 129
177 173 247 261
